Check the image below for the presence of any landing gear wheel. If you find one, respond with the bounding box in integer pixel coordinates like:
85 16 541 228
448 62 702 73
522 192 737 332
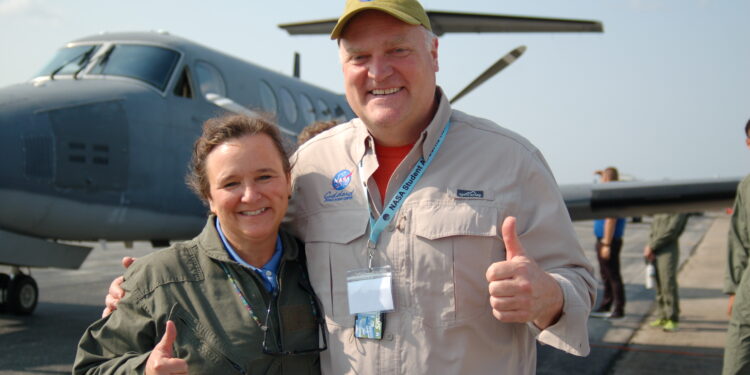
0 273 9 312
8 274 38 315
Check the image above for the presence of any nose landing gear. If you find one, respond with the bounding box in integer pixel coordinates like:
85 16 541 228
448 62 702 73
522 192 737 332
0 267 39 315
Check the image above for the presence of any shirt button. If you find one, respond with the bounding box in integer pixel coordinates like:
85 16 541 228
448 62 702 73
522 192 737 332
387 224 395 231
385 333 394 341
265 270 272 277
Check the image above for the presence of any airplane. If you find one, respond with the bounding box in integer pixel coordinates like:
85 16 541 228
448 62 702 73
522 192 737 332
0 10 739 315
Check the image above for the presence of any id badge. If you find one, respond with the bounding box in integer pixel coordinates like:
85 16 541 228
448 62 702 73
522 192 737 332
354 311 384 340
346 266 394 315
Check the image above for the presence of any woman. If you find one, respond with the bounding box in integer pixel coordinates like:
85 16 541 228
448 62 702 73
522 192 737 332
74 115 324 374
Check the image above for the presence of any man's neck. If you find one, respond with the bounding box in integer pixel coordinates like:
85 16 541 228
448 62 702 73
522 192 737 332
368 126 423 147
372 142 414 204
367 93 440 147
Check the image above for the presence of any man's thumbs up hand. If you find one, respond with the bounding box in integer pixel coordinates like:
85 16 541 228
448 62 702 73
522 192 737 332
146 321 189 375
501 216 526 261
485 216 563 328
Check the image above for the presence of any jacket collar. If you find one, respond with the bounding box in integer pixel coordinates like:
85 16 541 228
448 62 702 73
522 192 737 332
197 215 300 264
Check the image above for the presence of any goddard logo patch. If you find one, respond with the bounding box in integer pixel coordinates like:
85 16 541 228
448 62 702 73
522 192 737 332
456 189 484 199
324 169 355 203
332 169 353 191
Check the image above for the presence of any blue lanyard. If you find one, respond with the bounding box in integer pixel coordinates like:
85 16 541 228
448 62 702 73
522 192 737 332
359 121 451 269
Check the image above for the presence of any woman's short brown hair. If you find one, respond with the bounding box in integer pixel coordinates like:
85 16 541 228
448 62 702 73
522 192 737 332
186 114 290 204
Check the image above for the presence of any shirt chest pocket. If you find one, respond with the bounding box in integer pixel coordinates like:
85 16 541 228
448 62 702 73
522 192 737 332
403 203 501 328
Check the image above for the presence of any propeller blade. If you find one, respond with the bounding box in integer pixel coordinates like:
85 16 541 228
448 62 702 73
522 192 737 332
293 52 300 79
450 45 526 104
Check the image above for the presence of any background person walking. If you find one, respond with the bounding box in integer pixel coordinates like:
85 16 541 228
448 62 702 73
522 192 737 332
643 213 689 332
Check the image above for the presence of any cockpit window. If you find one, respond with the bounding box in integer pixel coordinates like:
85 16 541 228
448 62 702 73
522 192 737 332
89 44 180 91
195 61 226 97
36 44 100 77
173 66 193 98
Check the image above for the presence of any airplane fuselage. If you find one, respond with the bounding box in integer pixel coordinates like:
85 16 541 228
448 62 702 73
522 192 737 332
0 31 354 244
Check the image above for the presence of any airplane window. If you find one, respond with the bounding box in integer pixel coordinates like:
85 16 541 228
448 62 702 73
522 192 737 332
89 44 180 91
316 99 332 121
298 93 316 125
195 61 226 97
173 66 193 98
334 105 346 121
36 44 100 77
278 87 298 124
258 80 277 114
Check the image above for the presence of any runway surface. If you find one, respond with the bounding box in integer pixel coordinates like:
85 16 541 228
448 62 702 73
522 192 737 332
0 213 721 374
537 213 721 374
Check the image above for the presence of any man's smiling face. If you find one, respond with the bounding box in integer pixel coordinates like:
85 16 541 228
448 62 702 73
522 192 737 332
339 10 439 146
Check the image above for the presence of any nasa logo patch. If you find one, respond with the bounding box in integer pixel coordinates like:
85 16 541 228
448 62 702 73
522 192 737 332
332 169 353 191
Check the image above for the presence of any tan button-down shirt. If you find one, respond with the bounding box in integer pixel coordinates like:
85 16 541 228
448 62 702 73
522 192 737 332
287 89 595 374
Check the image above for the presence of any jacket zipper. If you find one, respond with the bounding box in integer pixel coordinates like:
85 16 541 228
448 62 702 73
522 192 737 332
274 259 286 353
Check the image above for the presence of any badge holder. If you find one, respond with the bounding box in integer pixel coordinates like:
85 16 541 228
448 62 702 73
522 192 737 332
347 266 394 340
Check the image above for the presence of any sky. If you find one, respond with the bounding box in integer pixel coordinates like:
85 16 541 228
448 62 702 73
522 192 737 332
1 0 748 184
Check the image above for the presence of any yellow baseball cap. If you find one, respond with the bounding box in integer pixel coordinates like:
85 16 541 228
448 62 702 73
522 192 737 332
330 0 432 39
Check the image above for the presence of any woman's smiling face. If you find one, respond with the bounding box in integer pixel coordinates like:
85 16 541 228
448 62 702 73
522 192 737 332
206 133 291 251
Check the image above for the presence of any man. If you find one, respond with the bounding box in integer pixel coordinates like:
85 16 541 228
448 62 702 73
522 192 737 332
106 1 595 373
643 213 689 332
591 167 627 319
282 1 594 373
723 119 750 375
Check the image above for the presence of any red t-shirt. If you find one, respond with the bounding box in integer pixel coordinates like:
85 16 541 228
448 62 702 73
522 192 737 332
372 142 413 204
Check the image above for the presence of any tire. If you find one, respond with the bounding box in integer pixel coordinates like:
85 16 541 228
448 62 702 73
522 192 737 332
8 274 38 315
0 273 9 312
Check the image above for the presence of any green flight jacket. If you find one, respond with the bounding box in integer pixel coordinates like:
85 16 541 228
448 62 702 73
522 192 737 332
648 213 689 252
725 175 750 324
74 216 322 374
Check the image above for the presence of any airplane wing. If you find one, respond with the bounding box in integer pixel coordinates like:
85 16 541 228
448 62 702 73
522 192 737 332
278 11 603 36
562 177 740 221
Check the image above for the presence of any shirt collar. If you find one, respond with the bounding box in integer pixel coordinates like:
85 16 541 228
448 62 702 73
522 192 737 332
418 87 452 161
215 217 283 292
351 87 453 162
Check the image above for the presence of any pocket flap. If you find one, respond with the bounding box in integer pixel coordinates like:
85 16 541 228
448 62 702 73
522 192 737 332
167 304 246 371
409 203 498 240
304 208 368 244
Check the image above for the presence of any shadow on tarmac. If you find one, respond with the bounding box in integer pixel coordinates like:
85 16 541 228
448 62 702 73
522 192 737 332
0 302 101 374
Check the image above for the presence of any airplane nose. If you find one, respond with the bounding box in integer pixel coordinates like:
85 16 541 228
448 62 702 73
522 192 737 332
0 91 41 192
0 81 132 237
0 85 58 234
0 82 131 194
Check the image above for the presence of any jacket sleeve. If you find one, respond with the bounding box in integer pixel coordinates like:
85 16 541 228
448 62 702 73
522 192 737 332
725 181 750 295
514 148 596 357
73 285 158 374
649 214 688 250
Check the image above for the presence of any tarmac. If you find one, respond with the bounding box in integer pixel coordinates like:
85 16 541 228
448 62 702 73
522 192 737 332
0 213 734 374
608 213 729 374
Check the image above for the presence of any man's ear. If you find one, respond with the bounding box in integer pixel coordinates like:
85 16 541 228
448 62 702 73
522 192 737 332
432 37 439 72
